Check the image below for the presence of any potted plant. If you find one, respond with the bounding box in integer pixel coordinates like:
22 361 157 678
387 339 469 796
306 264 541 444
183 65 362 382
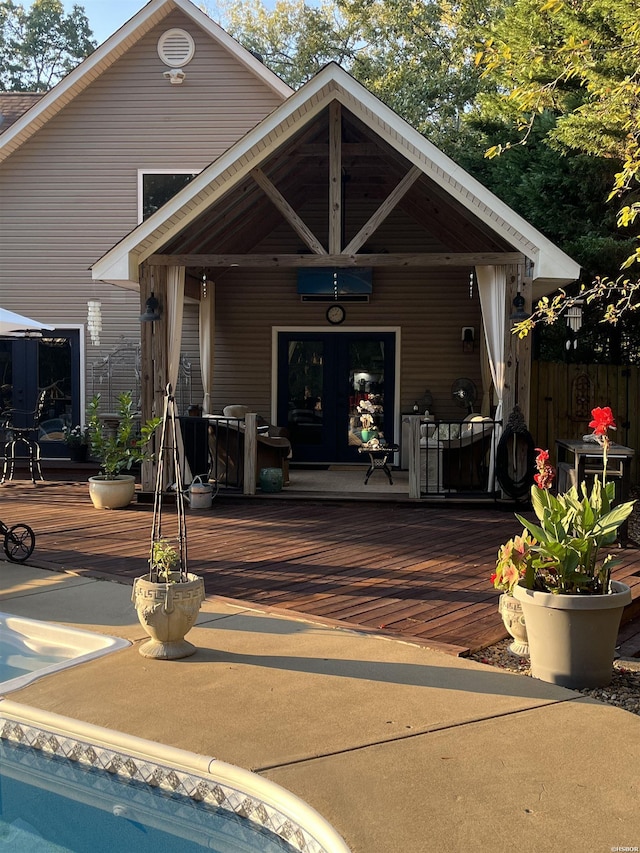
132 537 204 660
86 391 160 509
491 532 534 657
504 407 636 688
131 384 204 659
63 424 89 463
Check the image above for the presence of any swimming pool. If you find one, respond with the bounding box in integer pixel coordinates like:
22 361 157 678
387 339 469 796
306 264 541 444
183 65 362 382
0 612 130 693
0 700 351 853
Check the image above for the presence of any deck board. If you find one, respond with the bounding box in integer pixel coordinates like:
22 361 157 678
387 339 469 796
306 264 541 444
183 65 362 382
1 477 640 656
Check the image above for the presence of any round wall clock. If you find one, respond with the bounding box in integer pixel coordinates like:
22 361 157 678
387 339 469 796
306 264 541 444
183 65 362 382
326 304 346 325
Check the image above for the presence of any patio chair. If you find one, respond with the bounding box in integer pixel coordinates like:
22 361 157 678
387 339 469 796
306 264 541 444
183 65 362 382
1 387 48 483
210 406 292 486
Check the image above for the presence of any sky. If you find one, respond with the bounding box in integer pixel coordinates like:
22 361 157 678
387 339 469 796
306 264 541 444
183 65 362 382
40 1 278 46
75 1 148 43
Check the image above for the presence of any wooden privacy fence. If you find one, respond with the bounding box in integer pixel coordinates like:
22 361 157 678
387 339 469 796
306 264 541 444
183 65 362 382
530 362 640 485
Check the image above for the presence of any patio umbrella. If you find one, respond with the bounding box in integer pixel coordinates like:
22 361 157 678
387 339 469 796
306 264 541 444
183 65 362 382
0 307 54 337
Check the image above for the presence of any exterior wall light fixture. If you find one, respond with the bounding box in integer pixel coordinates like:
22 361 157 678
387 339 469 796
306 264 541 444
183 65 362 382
140 293 161 323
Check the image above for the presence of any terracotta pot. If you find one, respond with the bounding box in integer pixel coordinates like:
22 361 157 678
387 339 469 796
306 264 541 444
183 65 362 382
88 474 136 509
498 593 529 657
132 572 205 660
512 580 631 688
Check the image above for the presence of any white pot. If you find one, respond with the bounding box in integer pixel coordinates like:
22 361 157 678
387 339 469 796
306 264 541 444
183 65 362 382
88 474 136 509
498 593 529 657
512 580 631 688
132 572 205 660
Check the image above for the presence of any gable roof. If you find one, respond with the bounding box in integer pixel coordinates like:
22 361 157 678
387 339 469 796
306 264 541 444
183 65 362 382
0 94 45 135
0 0 292 166
92 63 580 297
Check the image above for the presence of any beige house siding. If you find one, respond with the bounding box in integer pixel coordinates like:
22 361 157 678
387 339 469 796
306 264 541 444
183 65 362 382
211 203 484 424
0 8 284 410
213 268 483 426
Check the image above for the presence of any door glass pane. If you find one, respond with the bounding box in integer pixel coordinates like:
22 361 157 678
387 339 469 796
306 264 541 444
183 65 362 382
349 340 385 446
38 337 72 444
286 340 324 446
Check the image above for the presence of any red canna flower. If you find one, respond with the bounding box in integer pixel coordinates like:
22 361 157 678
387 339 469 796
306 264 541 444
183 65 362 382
535 448 549 466
589 406 616 436
533 447 555 489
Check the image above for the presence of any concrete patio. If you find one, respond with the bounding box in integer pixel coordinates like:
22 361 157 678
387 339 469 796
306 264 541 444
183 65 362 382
1 561 639 852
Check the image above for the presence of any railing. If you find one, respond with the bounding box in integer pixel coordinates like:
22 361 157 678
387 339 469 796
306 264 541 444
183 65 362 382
405 416 499 499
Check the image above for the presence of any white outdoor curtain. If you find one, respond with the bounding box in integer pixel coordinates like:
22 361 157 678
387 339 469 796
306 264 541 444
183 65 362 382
166 265 192 482
476 265 507 486
199 283 214 415
479 319 493 417
167 265 185 392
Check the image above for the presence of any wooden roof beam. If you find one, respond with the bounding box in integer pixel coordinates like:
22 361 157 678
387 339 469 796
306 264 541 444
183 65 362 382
251 167 327 255
329 101 342 254
148 252 525 268
343 165 422 255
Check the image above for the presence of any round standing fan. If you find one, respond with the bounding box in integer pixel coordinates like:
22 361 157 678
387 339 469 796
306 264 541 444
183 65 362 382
451 378 477 414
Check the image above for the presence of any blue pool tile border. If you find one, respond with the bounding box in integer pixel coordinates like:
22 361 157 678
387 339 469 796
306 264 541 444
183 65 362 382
0 715 328 853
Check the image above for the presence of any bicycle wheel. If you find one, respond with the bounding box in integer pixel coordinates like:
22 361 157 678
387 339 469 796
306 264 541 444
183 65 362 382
4 523 36 562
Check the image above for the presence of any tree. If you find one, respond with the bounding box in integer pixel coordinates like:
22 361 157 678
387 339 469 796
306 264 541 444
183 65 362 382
209 0 500 155
338 0 496 152
210 0 358 90
474 0 640 330
0 0 95 92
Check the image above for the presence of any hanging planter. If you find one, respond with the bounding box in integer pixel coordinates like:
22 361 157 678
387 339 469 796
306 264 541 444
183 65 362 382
132 385 204 659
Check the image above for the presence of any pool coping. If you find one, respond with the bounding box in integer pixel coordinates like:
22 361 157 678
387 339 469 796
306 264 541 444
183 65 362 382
0 611 131 693
0 699 351 853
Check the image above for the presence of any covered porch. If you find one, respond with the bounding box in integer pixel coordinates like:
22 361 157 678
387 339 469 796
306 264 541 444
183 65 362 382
92 64 580 498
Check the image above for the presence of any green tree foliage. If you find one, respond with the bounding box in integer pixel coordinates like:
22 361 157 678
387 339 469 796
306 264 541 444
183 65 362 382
0 0 95 91
337 0 488 149
474 0 640 328
211 0 358 90
209 0 497 154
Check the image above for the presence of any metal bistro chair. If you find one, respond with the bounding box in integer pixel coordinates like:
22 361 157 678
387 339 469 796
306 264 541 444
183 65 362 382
1 388 48 483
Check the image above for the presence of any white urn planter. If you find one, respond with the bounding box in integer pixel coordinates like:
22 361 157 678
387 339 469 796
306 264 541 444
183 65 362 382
88 474 136 510
132 572 205 659
498 594 529 657
512 580 631 689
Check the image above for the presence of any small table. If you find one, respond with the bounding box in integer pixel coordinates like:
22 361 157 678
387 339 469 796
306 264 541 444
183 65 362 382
358 444 399 485
555 438 635 503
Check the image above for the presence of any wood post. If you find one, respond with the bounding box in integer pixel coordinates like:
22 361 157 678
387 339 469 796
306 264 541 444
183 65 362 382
407 416 421 499
244 412 257 495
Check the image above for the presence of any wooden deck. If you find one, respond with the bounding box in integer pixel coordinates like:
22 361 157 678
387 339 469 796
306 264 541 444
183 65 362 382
2 475 640 657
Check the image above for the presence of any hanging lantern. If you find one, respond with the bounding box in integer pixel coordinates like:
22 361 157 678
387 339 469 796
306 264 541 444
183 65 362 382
87 300 102 346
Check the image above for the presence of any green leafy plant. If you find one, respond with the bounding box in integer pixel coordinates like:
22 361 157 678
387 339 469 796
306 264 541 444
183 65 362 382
87 392 160 479
149 538 180 583
496 407 636 595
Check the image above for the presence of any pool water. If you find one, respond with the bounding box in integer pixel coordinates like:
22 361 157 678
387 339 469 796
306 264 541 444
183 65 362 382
0 613 130 693
0 739 298 853
0 701 350 853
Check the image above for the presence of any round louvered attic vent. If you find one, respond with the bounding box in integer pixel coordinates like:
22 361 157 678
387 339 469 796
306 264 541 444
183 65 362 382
157 28 195 68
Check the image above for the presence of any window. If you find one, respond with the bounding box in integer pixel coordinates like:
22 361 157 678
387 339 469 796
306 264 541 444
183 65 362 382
138 171 199 221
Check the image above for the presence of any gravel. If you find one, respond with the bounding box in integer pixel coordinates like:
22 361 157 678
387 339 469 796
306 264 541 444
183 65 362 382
468 640 640 716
